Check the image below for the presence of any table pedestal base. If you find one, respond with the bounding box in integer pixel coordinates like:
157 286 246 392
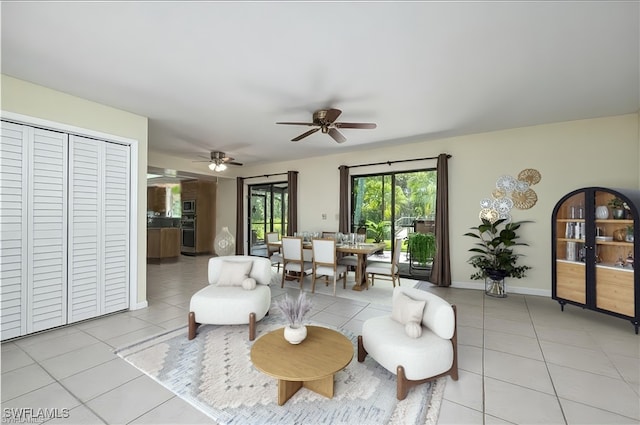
277 375 334 405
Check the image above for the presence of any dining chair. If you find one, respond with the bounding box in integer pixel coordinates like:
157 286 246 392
365 238 403 287
281 236 313 289
311 238 347 296
266 232 282 272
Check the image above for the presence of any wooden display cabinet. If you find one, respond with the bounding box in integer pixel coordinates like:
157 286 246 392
552 187 639 333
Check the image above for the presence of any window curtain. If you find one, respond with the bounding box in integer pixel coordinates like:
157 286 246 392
235 177 244 255
429 154 451 286
287 171 298 236
338 165 350 233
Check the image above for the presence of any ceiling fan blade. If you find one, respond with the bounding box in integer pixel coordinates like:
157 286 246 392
193 160 211 162
291 127 320 142
328 128 347 144
228 161 243 166
276 121 316 126
324 108 342 123
334 122 377 129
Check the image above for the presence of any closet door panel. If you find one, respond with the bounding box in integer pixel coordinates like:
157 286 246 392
28 128 68 333
103 144 129 313
0 122 28 339
68 136 102 322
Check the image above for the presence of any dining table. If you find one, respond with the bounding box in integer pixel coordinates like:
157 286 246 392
271 240 386 291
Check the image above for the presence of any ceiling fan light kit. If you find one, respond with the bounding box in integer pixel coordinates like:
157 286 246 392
276 108 376 144
194 151 243 172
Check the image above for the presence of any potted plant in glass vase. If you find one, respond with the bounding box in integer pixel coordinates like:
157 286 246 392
275 292 313 344
464 218 532 297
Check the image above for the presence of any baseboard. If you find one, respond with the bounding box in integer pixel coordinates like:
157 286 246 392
450 281 551 297
130 300 149 310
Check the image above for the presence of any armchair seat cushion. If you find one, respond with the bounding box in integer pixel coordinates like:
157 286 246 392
190 284 270 325
362 315 453 381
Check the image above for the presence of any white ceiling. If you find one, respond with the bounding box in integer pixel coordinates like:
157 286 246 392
2 2 639 170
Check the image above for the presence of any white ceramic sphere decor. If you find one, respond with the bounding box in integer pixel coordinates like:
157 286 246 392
214 226 235 256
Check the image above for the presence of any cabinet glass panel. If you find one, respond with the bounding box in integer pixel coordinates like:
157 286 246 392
555 192 586 262
594 190 634 268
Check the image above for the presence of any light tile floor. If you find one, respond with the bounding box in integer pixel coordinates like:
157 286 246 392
2 255 639 424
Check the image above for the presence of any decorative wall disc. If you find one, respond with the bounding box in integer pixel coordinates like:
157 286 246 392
498 212 512 223
493 197 514 213
517 168 541 185
492 188 506 199
515 180 530 193
479 208 499 223
480 198 493 209
496 175 517 192
512 188 538 209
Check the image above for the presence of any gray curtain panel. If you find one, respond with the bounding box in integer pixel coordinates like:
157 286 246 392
235 177 244 255
338 165 350 233
287 171 298 236
430 154 451 286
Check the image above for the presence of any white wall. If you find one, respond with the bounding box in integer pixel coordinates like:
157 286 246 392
212 114 639 295
1 75 149 305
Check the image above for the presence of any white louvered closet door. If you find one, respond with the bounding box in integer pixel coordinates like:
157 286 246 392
103 143 130 313
0 122 29 339
1 123 68 337
68 136 129 323
28 128 69 333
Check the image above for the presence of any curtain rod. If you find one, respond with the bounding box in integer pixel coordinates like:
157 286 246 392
343 154 451 169
242 172 289 180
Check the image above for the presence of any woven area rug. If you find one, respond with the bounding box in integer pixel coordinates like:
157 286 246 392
115 313 444 425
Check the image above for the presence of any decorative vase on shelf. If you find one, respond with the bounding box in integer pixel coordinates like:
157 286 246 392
214 226 235 256
284 325 307 344
595 205 609 220
612 209 626 220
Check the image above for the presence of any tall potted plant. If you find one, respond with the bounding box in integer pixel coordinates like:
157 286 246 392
464 218 532 296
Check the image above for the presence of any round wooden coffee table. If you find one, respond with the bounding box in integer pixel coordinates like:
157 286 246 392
250 325 353 405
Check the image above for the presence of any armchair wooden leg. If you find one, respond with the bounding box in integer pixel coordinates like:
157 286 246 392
357 336 368 362
397 366 409 400
249 312 256 341
188 312 200 340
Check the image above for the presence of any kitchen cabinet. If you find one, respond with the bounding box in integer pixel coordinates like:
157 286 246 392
147 228 180 260
552 187 639 333
147 186 167 214
180 179 216 254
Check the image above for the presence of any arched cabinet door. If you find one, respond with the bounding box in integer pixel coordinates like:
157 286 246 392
552 187 639 334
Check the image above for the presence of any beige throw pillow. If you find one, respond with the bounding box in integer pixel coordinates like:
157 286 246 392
217 261 253 287
391 292 426 338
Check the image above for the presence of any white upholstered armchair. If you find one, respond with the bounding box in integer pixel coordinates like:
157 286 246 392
357 286 458 400
188 256 272 341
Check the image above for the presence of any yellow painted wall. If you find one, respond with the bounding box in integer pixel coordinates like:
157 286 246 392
1 75 149 304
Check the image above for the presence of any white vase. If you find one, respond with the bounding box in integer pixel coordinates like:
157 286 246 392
283 325 307 344
595 206 609 220
214 226 235 256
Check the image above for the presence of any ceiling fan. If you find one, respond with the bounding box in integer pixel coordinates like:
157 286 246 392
276 108 376 144
194 151 243 172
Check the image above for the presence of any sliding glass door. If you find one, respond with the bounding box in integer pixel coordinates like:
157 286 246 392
248 182 288 256
351 169 437 276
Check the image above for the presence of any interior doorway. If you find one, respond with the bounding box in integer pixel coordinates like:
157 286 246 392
248 182 288 257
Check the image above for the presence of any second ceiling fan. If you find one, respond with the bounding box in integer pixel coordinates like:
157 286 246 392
276 108 376 144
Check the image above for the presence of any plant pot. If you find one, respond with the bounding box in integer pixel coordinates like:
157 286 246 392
485 276 507 298
283 325 307 344
612 209 625 219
